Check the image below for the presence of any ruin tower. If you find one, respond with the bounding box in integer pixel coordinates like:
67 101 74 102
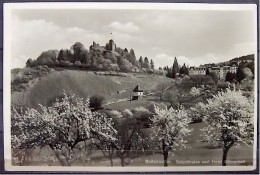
106 39 116 51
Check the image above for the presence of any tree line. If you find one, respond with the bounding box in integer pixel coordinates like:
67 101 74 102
162 57 189 79
161 56 254 83
225 61 254 83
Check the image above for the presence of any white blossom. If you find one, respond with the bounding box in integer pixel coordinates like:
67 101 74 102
11 91 116 166
200 89 254 148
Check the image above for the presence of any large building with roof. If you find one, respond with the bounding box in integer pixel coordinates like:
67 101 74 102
189 66 207 75
189 63 238 80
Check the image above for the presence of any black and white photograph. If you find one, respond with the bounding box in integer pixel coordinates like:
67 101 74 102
3 2 258 172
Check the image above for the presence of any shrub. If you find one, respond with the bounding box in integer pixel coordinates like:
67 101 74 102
146 68 154 74
162 90 179 108
89 95 105 110
131 107 152 128
109 64 120 71
177 75 216 92
131 106 149 116
26 59 33 67
136 112 152 128
141 68 147 73
81 63 87 68
188 102 205 123
190 87 201 97
208 72 218 83
74 61 82 67
55 60 60 66
60 60 66 67
122 109 133 118
217 82 229 90
97 64 104 70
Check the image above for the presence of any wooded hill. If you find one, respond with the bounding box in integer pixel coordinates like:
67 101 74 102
25 40 156 73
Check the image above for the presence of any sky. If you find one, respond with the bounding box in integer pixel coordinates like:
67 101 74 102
10 7 256 69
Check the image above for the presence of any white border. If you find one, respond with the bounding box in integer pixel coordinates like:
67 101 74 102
3 2 258 172
2 2 258 10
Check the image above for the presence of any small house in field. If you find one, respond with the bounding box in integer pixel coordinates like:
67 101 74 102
132 85 144 100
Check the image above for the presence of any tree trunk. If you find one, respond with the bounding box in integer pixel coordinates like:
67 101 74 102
163 151 169 167
49 145 69 166
109 156 114 167
222 148 229 166
51 149 68 166
162 139 168 167
120 155 125 167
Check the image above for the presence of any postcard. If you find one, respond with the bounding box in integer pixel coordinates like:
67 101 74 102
3 2 258 173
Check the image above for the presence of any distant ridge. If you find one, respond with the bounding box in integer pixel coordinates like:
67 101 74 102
229 54 254 62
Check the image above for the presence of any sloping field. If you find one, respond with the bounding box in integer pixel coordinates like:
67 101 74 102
11 70 173 109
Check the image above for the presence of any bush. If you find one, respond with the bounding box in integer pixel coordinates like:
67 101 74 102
97 64 104 70
162 90 179 108
55 60 60 66
136 112 152 128
81 63 88 68
190 87 201 97
146 68 154 74
188 102 205 123
217 82 229 90
131 107 152 128
60 60 72 67
74 61 82 67
122 109 133 118
109 64 120 71
22 76 30 83
177 75 216 92
26 59 33 67
208 72 218 83
89 95 105 110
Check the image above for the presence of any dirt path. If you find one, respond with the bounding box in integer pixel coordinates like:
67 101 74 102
103 85 172 107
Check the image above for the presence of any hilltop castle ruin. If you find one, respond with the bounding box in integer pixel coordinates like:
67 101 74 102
106 39 116 51
89 39 116 52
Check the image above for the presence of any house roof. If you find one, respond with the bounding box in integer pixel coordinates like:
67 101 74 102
133 85 143 92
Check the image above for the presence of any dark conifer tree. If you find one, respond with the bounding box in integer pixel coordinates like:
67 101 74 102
150 59 155 69
144 57 150 69
166 67 172 78
139 56 144 68
206 68 210 75
236 62 245 82
57 50 64 61
180 63 189 75
127 49 137 67
225 71 233 82
172 57 179 78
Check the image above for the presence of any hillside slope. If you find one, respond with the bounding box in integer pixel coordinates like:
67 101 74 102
12 70 173 109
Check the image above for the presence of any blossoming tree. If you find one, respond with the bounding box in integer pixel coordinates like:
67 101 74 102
189 87 201 97
92 116 149 167
150 106 191 166
11 92 116 166
200 89 254 166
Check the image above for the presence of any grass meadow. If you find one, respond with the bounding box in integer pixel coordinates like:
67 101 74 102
11 70 173 109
